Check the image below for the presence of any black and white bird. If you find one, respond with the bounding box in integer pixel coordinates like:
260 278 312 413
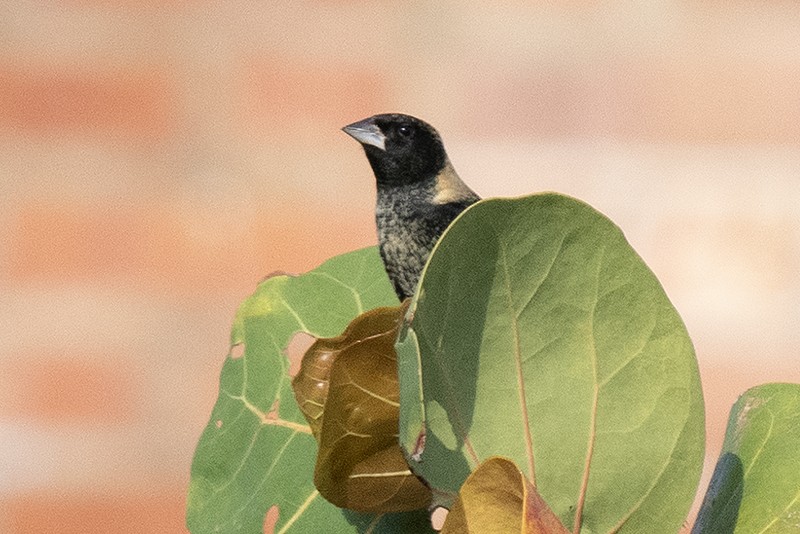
343 114 480 301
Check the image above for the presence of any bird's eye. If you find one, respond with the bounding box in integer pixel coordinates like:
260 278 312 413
397 125 412 137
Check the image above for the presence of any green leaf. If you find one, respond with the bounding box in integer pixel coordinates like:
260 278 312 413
187 247 432 533
692 383 800 534
397 193 705 533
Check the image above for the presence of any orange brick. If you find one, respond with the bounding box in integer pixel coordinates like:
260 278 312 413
7 202 187 283
0 64 174 139
6 198 376 302
1 352 138 423
3 490 186 534
461 58 800 144
611 58 800 144
250 202 376 276
242 57 390 129
62 1 194 5
460 66 591 138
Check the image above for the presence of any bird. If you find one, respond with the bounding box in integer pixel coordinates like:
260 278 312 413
342 113 480 301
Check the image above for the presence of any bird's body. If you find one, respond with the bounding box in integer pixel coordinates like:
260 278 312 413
343 114 480 300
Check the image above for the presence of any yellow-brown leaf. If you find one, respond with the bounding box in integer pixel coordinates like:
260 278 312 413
442 457 569 534
291 302 431 513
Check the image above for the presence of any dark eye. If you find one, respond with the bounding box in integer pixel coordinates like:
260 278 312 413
397 124 412 137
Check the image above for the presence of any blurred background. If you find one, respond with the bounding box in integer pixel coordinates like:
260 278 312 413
1 1 799 532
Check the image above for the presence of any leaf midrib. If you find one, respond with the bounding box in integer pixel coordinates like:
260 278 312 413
571 244 605 534
499 240 536 485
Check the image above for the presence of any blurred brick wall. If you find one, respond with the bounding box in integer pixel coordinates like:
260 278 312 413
1 2 798 532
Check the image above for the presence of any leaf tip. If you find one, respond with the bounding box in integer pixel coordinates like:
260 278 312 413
261 270 296 282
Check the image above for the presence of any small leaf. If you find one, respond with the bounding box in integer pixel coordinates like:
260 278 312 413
188 247 433 533
397 193 705 533
692 383 800 534
294 302 431 513
442 457 569 534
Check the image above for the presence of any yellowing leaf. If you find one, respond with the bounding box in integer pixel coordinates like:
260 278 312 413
442 457 569 534
293 302 431 513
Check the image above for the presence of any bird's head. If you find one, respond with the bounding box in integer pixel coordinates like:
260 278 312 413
342 113 448 188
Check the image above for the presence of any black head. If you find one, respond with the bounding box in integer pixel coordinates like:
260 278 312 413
342 113 448 187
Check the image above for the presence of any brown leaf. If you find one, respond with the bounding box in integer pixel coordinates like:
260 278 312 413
442 457 569 534
291 302 431 513
291 334 338 438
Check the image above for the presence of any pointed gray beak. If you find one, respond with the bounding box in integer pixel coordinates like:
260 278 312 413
342 118 386 151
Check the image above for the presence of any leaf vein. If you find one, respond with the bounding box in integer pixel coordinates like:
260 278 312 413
573 244 605 534
597 320 656 389
348 470 414 479
276 490 320 534
347 380 400 407
500 240 536 484
223 390 312 434
608 388 694 532
516 230 571 321
281 298 310 331
235 429 301 519
307 271 365 314
756 488 800 534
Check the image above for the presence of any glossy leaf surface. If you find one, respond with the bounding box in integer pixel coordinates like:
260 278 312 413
398 194 705 533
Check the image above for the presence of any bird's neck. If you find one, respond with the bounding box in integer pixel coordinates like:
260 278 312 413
376 160 475 201
429 161 478 205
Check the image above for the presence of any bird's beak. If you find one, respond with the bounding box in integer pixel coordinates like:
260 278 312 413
342 119 386 151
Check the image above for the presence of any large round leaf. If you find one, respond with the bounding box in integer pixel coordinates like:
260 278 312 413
397 194 705 533
187 247 432 533
693 383 800 534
